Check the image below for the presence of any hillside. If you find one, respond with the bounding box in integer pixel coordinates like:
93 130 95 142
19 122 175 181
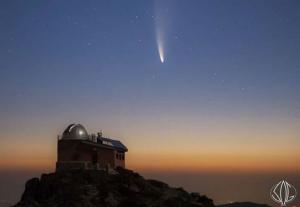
218 202 270 207
14 167 215 207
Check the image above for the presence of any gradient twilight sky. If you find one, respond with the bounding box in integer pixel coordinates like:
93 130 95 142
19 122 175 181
0 0 300 174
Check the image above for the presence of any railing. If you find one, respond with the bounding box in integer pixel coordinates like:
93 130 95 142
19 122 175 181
57 134 97 142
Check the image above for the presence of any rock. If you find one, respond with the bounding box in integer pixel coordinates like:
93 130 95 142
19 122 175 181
104 192 119 207
218 202 271 207
13 168 215 207
22 178 40 201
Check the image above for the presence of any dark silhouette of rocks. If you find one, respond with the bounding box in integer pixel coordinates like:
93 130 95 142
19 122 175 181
218 202 270 207
13 167 215 207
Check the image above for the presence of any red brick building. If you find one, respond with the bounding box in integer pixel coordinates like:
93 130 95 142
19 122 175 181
56 123 128 171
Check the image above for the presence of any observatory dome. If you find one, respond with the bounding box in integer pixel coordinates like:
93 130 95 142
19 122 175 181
62 123 88 139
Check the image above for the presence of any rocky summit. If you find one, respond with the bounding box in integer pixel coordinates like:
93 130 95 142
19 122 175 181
14 167 215 207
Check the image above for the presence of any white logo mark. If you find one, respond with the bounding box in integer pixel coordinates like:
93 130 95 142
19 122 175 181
270 180 297 206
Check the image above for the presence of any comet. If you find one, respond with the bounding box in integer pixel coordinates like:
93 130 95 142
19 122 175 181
157 32 165 63
154 1 167 64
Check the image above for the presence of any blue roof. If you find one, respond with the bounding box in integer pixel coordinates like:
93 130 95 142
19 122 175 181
97 136 128 152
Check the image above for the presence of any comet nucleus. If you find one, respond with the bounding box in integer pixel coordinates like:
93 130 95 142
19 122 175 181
157 34 165 63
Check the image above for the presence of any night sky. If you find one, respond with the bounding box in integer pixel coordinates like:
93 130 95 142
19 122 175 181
0 0 300 205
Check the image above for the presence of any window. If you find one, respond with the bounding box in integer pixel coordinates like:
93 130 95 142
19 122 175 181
115 153 125 160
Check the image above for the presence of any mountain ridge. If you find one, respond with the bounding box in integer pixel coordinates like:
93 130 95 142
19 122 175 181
13 167 215 207
217 202 271 207
13 168 272 207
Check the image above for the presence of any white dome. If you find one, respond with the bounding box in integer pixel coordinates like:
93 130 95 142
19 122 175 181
62 123 88 139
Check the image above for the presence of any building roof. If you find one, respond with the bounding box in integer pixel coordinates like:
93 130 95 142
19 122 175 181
97 136 128 152
60 123 128 152
62 123 89 140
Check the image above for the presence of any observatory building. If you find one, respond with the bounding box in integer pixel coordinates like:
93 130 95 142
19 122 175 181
56 123 128 171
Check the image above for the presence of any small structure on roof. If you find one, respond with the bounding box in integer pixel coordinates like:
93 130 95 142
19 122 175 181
56 123 128 171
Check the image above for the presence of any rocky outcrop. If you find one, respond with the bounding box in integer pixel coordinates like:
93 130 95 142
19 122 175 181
14 168 215 207
218 202 270 207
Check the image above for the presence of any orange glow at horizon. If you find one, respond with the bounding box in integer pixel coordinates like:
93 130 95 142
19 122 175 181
126 150 300 173
1 145 299 173
1 116 299 173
